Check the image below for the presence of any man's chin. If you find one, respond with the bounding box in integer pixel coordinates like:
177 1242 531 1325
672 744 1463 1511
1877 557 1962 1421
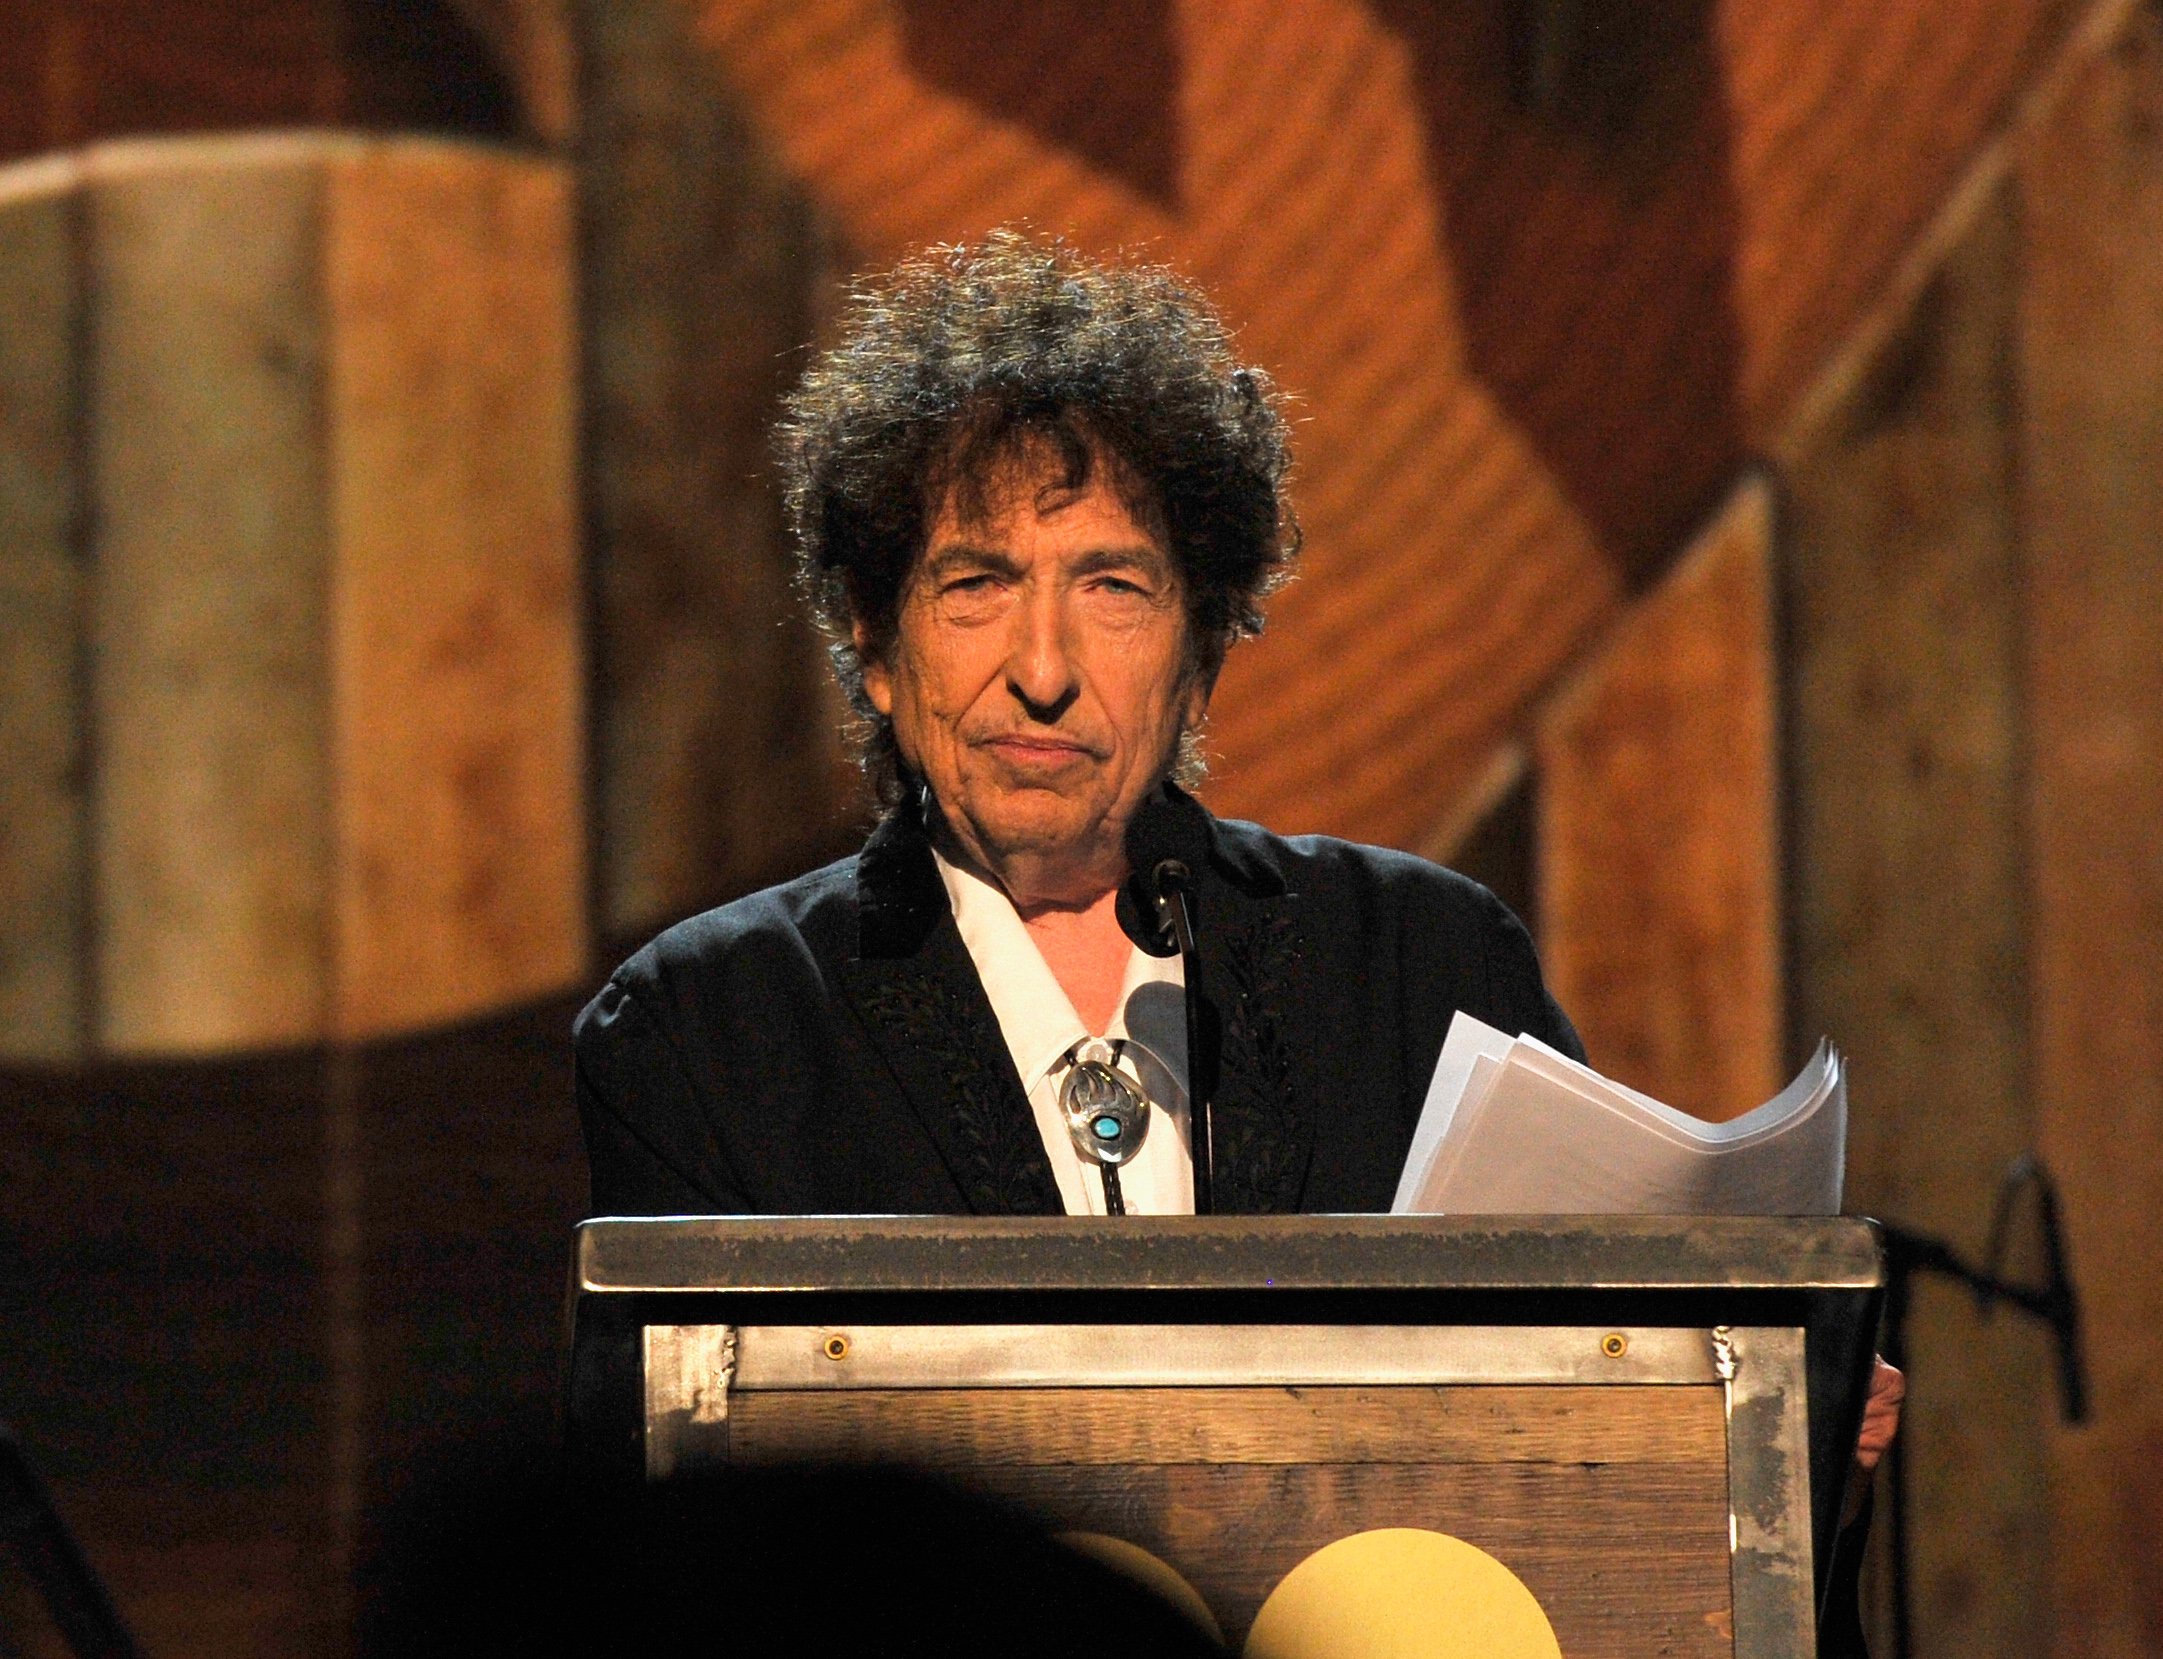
957 792 1108 865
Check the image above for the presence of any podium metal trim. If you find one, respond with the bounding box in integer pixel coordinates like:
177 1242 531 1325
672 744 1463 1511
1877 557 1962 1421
579 1212 1884 1296
712 1320 1726 1388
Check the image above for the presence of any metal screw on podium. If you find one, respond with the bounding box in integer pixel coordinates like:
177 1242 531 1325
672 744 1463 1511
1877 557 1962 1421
823 1334 851 1361
1601 1333 1628 1358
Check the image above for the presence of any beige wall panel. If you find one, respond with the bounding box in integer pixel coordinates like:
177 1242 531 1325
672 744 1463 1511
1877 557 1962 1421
87 140 331 1055
323 143 586 1039
1783 184 2047 1656
1534 480 1781 1119
2016 17 2163 1653
0 161 87 1061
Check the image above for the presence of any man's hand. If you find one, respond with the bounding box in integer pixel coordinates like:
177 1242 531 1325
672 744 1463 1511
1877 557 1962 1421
1841 1355 1907 1524
1855 1356 1906 1473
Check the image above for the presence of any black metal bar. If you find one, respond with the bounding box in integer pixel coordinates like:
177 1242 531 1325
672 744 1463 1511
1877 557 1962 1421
1159 876 1211 1215
0 1425 141 1659
1874 1155 2088 1659
1879 1264 1916 1659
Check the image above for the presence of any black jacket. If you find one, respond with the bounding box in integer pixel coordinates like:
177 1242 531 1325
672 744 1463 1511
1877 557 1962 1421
575 785 1580 1217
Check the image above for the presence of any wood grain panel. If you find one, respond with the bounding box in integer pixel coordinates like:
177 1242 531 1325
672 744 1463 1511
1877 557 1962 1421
724 1379 1728 1651
1536 480 1781 1117
322 141 586 1038
722 1380 1731 1648
87 139 333 1055
1782 179 2049 1655
1722 0 2079 426
2015 16 2163 1652
0 161 86 1061
731 1383 1725 1468
943 1459 1728 1652
973 1470 1730 1643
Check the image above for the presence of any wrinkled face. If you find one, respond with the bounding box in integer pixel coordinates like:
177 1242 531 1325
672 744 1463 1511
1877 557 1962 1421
861 454 1206 902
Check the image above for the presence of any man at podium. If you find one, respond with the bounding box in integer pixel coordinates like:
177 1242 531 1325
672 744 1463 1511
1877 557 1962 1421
573 229 1580 1219
570 229 1901 1656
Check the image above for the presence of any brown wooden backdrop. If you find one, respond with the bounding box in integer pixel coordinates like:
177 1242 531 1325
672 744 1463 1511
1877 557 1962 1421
2 1 2160 1654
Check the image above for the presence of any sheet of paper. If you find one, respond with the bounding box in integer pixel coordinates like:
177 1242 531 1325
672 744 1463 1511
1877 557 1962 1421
1389 1014 1517 1211
1392 1015 1846 1216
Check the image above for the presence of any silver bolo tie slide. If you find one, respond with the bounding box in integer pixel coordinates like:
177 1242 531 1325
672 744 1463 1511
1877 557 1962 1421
1060 1037 1150 1216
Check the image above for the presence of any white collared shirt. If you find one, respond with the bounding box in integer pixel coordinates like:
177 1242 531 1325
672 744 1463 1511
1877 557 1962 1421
934 849 1194 1216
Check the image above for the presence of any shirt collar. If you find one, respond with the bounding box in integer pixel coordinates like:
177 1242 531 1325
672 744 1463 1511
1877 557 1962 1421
933 849 1184 1095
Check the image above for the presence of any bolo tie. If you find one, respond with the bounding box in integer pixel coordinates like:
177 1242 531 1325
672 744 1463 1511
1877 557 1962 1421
1059 1037 1151 1215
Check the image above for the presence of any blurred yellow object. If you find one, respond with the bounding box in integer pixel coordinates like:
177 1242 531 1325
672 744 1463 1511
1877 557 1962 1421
1245 1528 1560 1659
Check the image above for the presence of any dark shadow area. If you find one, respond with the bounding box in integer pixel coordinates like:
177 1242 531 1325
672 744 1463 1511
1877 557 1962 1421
1 0 525 169
352 995 595 1508
896 0 1183 209
340 0 524 139
1375 0 1746 583
1444 764 1539 943
0 1049 331 1498
364 1454 1225 1657
0 1423 141 1658
0 985 593 1652
1 1045 339 1648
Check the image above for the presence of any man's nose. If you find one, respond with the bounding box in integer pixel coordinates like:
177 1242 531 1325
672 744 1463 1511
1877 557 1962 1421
1005 586 1079 720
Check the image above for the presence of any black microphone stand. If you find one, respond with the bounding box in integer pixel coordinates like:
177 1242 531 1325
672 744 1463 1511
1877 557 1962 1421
1876 1155 2086 1659
0 1424 141 1659
1148 859 1213 1215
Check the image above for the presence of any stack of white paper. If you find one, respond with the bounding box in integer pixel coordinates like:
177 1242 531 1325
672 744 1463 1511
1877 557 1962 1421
1390 1013 1846 1216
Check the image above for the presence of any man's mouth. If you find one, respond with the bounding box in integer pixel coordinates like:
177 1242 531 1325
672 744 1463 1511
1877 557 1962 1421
979 734 1099 766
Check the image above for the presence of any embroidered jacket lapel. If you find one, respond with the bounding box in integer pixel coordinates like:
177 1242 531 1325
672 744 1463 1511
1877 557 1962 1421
837 802 1063 1217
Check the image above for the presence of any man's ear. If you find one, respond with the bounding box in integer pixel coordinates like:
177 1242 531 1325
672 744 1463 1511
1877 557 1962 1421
1181 641 1223 732
854 621 893 717
1181 673 1212 735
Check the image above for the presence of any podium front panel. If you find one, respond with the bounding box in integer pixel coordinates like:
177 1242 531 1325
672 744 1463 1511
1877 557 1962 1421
568 1216 1882 1657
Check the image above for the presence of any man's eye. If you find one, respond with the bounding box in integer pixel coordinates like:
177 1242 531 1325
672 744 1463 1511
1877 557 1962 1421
934 574 1011 618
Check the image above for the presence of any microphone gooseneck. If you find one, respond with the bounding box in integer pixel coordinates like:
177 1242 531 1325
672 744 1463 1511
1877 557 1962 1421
1149 860 1195 953
1148 859 1213 1215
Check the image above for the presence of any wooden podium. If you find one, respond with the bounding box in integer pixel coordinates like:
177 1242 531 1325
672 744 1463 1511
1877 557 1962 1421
563 1215 1883 1656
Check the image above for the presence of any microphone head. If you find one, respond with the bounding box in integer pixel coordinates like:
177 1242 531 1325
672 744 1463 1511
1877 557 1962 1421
1113 881 1178 957
1115 785 1207 956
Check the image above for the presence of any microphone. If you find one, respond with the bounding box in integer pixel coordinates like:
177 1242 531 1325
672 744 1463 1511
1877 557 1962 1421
1116 789 1215 1214
1115 785 1208 952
